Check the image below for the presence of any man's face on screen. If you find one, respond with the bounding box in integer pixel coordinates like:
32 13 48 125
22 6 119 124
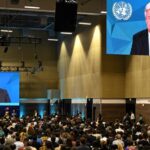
146 9 150 32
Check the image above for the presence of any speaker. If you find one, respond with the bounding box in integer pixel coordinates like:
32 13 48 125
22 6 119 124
54 1 78 32
126 98 136 114
86 98 93 120
47 99 50 115
93 106 96 121
11 0 20 4
62 99 72 116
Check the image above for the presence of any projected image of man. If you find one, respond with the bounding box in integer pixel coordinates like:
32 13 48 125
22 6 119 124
131 2 150 55
0 88 10 102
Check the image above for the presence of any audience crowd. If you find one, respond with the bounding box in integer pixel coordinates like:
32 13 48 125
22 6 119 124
0 109 149 150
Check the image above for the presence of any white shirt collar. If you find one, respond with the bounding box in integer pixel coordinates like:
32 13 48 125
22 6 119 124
148 32 150 55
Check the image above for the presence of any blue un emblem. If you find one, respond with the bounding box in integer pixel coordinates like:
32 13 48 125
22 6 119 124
112 1 132 20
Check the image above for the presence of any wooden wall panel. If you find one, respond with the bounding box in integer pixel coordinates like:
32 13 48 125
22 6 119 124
58 15 150 99
102 104 126 122
19 42 58 98
58 16 125 98
0 31 58 98
136 104 150 124
125 56 150 97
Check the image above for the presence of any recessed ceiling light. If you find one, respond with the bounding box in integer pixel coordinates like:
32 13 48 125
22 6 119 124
78 12 100 16
24 6 40 9
60 32 73 35
48 38 59 41
100 11 107 14
1 29 13 33
78 22 92 26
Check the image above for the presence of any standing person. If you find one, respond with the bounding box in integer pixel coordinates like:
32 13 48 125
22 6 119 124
130 112 135 124
33 110 38 119
123 113 130 124
77 137 90 150
4 107 10 120
12 109 17 118
138 114 144 124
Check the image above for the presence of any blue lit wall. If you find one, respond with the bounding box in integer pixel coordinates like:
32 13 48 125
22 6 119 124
19 99 48 118
71 98 86 119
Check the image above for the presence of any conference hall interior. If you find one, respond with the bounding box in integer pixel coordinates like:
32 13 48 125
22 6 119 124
0 0 149 150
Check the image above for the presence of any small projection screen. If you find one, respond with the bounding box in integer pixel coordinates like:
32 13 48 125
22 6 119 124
0 72 19 105
107 0 150 55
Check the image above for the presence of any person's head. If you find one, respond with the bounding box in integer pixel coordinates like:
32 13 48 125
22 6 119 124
145 3 150 31
79 137 86 145
115 134 122 140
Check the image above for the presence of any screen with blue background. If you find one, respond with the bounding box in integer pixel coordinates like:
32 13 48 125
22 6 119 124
107 0 150 55
0 72 19 105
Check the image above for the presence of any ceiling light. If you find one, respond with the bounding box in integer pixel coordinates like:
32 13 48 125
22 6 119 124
48 38 59 41
100 11 107 14
24 6 40 9
60 32 73 35
1 29 13 33
78 12 100 16
78 22 92 26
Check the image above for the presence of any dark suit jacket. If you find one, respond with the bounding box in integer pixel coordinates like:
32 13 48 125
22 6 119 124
77 145 90 150
0 88 10 102
131 29 149 55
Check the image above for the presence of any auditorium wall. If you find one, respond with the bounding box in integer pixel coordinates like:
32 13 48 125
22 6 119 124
58 16 125 98
58 15 150 98
125 56 150 97
136 99 150 123
20 43 58 98
70 98 126 122
100 99 126 122
20 99 49 117
0 31 58 98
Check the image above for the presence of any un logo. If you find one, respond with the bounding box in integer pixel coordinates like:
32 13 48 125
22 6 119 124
112 1 132 20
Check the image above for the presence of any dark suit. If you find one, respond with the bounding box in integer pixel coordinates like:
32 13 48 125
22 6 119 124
77 145 90 150
131 29 149 55
0 88 10 102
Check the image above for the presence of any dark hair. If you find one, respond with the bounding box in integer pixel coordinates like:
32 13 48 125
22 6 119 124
80 137 86 145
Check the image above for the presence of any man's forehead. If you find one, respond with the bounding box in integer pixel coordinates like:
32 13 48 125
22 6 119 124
146 9 150 15
146 9 150 12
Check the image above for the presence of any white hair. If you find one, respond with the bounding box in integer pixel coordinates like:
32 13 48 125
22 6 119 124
145 2 150 16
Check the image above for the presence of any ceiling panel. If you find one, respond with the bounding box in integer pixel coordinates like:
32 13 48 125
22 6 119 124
0 0 104 13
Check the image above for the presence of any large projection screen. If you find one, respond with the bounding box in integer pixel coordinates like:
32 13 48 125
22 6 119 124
0 72 19 105
107 0 150 55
